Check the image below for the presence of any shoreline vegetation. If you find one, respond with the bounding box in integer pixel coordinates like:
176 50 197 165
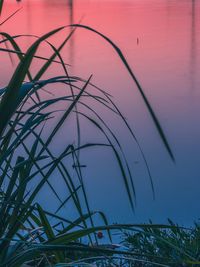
0 1 199 266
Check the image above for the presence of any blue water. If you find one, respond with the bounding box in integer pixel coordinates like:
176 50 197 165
1 0 200 226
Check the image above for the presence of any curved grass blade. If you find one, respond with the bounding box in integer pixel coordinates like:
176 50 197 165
75 111 135 210
0 26 65 137
0 7 22 26
70 24 174 161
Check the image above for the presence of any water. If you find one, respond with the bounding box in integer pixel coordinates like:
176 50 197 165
1 0 200 225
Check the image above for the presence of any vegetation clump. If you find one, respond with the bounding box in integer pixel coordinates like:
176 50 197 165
1 1 196 267
123 221 200 266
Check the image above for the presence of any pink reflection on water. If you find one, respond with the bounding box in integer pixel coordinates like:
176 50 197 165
0 0 200 224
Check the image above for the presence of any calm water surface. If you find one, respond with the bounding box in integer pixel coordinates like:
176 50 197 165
1 0 200 225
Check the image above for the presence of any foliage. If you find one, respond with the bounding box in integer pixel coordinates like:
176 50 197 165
0 1 175 266
123 220 200 266
0 26 130 266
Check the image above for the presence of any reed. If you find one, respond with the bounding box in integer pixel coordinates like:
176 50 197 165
0 1 177 266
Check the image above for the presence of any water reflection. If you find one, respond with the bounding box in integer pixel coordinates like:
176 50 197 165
26 0 32 35
1 0 200 225
69 0 74 24
190 0 197 90
68 0 74 64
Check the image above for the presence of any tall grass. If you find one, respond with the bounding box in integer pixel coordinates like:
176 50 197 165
0 1 177 266
123 220 200 266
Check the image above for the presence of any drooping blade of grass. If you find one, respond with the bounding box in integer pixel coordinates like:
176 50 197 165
0 112 51 166
0 26 65 137
34 27 76 81
70 24 174 161
0 45 70 66
13 119 82 208
23 143 110 207
11 126 64 204
0 32 33 78
11 121 64 205
13 77 99 232
84 79 155 198
58 210 112 243
75 111 135 210
0 8 22 26
31 26 82 173
12 118 92 234
41 75 92 150
63 75 155 197
76 101 137 201
55 185 81 214
0 32 41 102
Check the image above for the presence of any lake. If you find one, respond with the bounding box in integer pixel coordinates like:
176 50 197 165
1 0 200 226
